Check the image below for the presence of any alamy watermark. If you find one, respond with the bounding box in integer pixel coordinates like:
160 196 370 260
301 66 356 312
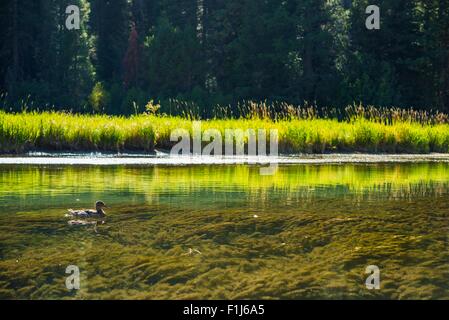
63 262 381 292
170 122 279 175
366 5 380 30
65 5 80 30
65 265 80 290
365 265 381 290
64 4 380 31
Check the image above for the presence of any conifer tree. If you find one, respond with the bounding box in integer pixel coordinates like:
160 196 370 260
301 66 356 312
123 22 141 89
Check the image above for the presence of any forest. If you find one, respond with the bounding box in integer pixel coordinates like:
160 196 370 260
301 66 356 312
0 0 448 117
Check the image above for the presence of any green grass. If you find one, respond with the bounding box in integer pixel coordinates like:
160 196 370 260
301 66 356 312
1 108 449 154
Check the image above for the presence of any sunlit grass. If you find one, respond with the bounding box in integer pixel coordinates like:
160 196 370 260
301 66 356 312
1 107 449 153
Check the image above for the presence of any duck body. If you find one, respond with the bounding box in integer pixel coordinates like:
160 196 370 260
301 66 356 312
67 209 105 218
67 201 107 219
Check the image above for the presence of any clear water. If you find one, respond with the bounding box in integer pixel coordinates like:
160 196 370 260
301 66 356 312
0 162 448 299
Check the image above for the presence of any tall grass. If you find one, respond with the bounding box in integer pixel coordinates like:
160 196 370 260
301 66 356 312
1 103 449 154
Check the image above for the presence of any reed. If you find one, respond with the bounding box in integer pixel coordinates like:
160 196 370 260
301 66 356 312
1 103 449 154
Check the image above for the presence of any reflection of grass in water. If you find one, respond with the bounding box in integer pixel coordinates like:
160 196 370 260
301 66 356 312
1 196 448 299
2 163 449 200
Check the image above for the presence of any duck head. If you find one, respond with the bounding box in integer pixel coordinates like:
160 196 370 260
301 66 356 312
95 201 107 214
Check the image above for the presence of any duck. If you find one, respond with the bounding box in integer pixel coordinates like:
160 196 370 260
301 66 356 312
67 201 108 219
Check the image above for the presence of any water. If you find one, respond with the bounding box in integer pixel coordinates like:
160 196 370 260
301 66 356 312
0 161 449 299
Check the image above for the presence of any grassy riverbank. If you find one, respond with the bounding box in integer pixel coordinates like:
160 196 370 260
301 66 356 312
1 108 449 154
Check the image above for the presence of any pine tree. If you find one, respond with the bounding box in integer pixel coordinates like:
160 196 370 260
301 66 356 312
422 0 449 112
90 0 129 82
123 22 141 89
0 0 94 110
0 0 40 103
347 0 424 107
145 16 203 98
289 0 344 106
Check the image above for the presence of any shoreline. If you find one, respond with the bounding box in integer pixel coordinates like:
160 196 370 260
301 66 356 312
2 153 449 166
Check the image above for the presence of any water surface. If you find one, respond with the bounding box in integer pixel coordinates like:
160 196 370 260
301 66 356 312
0 162 448 299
